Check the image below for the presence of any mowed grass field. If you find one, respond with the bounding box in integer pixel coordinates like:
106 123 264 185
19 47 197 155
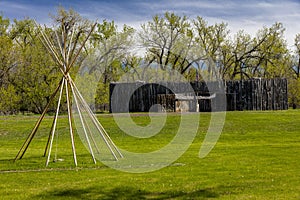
0 110 299 199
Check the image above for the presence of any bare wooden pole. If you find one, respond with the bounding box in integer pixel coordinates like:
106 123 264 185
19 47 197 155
14 78 63 161
71 83 96 164
66 22 97 74
55 30 64 61
72 88 101 154
65 79 77 166
45 78 65 166
44 116 56 157
69 77 123 159
66 24 76 66
43 79 65 157
80 110 101 154
62 20 68 69
34 21 64 69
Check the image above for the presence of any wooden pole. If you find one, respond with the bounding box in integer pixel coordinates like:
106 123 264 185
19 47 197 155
43 79 65 157
69 77 123 159
65 79 77 166
66 24 76 65
71 82 96 164
44 115 56 157
71 80 120 160
34 21 64 69
80 110 101 154
45 78 65 166
14 78 63 161
66 22 97 74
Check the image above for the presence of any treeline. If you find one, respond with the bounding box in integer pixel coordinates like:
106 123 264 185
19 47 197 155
0 8 300 114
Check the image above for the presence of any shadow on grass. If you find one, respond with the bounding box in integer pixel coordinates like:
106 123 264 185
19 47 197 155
0 158 15 162
37 186 219 199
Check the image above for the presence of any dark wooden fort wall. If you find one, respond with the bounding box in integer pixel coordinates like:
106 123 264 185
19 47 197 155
109 78 288 112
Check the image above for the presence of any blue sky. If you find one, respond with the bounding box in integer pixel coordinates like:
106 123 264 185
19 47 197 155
1 0 300 49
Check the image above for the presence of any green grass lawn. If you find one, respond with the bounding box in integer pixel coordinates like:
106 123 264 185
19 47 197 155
0 110 299 199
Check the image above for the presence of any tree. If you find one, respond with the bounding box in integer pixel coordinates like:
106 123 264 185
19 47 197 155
293 34 300 78
13 39 60 113
0 15 16 87
0 84 21 115
120 54 143 81
89 20 135 81
288 33 300 108
50 7 94 72
227 30 253 80
288 78 300 108
0 15 22 114
252 22 289 78
140 12 201 76
193 17 229 80
219 22 289 80
0 15 9 36
8 19 58 113
0 30 13 86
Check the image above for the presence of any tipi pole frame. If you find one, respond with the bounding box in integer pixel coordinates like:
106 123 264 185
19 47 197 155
16 20 122 166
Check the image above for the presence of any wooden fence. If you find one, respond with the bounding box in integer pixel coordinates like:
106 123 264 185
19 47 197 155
109 78 288 112
225 78 288 111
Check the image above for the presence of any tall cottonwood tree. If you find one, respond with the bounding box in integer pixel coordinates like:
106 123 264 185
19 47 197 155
10 19 60 113
252 22 289 78
140 12 203 76
0 15 15 87
288 33 300 108
218 22 289 80
293 34 300 78
193 17 229 80
50 7 94 71
89 20 134 82
0 15 21 114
